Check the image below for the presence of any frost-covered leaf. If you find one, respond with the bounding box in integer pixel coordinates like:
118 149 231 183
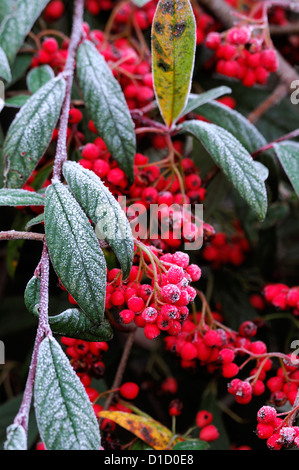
5 95 30 108
34 336 102 450
0 46 11 82
63 161 134 279
76 40 136 183
152 0 196 127
191 100 267 153
24 275 40 315
26 65 54 94
47 310 113 342
0 0 51 66
0 188 45 206
274 141 299 197
180 87 232 118
25 212 44 230
44 181 107 324
3 76 66 189
180 120 268 220
0 0 18 25
4 424 27 450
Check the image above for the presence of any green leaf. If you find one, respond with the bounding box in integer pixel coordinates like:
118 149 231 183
0 188 45 206
0 46 11 82
63 161 134 279
172 439 208 450
44 181 107 324
151 0 196 127
34 336 102 450
3 76 66 189
273 141 299 196
5 95 30 108
26 65 54 94
24 275 40 315
25 274 113 340
76 40 136 183
189 100 267 153
0 0 51 66
0 0 18 25
48 310 113 342
180 120 268 220
4 424 27 450
25 212 44 230
180 87 232 118
7 54 32 88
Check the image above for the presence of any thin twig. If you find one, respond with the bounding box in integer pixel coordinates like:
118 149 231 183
0 231 45 242
102 330 136 412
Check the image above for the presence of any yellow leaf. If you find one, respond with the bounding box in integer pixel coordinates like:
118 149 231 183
98 411 176 450
151 0 196 128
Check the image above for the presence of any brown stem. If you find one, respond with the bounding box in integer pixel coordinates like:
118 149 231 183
0 231 45 242
247 83 288 124
102 330 136 412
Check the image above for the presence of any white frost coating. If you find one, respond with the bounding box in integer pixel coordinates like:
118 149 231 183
34 337 101 450
3 76 66 188
4 424 27 450
76 40 136 181
0 0 51 65
181 120 268 220
0 45 11 82
190 100 267 154
0 188 45 206
44 182 107 323
274 141 299 197
63 161 134 278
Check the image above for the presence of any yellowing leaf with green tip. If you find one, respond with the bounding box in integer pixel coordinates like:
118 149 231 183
98 411 182 450
151 0 196 128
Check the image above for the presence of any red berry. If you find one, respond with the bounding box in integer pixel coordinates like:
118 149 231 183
180 342 198 361
119 309 135 324
257 406 277 425
43 1 65 22
82 143 101 161
196 410 213 428
119 382 139 400
199 424 219 442
68 108 83 124
256 423 274 440
144 323 160 339
261 49 278 72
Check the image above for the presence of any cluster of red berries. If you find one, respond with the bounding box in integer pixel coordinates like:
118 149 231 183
264 283 299 316
105 249 201 340
85 0 114 17
205 26 279 87
264 356 299 408
31 36 69 73
196 410 219 442
202 226 250 268
256 405 299 450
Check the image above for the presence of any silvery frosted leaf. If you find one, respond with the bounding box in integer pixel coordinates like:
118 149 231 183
274 140 299 196
34 336 102 450
44 181 107 323
0 46 11 82
179 87 232 118
63 161 134 279
180 120 268 220
0 0 51 66
3 76 66 189
24 275 40 315
0 188 45 206
76 40 136 183
190 100 267 153
4 424 27 450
